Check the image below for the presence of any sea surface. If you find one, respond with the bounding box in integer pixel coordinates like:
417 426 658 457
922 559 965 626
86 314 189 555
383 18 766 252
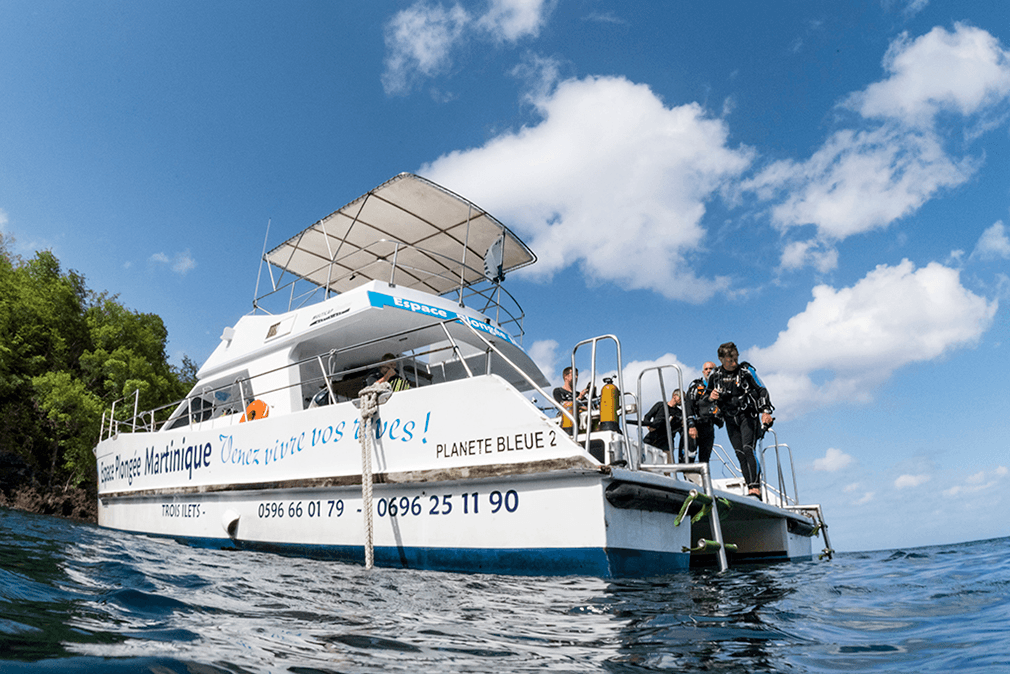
1 507 1008 673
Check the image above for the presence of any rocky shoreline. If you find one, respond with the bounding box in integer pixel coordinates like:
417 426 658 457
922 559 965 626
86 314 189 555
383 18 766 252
0 451 98 522
0 484 97 522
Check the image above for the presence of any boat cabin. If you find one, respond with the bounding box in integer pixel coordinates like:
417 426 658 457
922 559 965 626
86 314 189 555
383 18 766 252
161 173 550 431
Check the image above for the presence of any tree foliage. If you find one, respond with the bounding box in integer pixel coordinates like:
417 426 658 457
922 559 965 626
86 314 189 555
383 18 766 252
0 233 193 489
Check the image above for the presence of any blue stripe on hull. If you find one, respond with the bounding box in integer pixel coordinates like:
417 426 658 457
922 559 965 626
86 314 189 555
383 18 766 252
152 532 690 577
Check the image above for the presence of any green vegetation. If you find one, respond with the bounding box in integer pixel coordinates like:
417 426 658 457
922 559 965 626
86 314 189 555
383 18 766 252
0 233 196 491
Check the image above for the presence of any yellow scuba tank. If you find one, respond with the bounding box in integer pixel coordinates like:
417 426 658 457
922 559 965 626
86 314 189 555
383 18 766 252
599 377 620 432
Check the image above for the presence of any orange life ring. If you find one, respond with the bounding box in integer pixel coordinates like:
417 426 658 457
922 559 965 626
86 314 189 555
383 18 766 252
240 399 269 422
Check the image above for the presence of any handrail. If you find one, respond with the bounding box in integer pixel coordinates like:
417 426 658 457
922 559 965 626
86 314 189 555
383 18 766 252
131 388 140 432
758 428 799 506
783 503 834 559
254 237 528 338
709 443 741 480
457 316 575 427
698 429 800 508
440 322 474 378
570 335 627 461
457 283 525 341
99 312 535 440
634 364 689 471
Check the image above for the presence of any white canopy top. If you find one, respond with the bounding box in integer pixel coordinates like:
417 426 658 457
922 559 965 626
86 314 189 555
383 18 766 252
264 173 536 297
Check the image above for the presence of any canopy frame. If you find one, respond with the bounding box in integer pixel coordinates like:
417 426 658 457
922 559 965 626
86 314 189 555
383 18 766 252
255 173 536 310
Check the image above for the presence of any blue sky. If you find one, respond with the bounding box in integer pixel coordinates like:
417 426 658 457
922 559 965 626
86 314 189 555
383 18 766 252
3 0 1009 553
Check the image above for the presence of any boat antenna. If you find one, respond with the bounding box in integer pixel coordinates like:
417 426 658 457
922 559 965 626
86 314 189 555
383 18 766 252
253 218 271 311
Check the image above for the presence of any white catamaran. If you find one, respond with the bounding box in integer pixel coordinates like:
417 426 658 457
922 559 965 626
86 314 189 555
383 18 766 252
95 173 832 576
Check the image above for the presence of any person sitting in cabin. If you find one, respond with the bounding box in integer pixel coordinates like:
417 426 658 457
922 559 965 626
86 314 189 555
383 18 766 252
705 342 774 500
642 389 690 461
367 353 411 392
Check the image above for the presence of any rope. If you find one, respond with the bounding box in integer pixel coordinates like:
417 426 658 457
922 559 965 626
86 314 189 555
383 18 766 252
358 381 391 570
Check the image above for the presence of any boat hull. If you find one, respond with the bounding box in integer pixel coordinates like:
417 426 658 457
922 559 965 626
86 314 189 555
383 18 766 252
96 376 815 576
99 472 695 576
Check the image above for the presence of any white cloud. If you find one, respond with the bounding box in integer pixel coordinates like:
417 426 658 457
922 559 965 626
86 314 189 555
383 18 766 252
847 23 1010 127
510 53 564 105
997 274 1010 303
945 465 1008 496
971 221 1010 260
0 208 8 232
780 239 838 273
854 492 875 505
618 354 699 415
901 0 929 18
583 11 625 25
813 447 854 472
748 259 996 416
382 2 470 95
477 0 552 42
743 24 1010 270
422 75 753 301
149 250 197 275
895 473 930 488
171 250 196 274
744 126 975 240
382 0 552 95
526 338 559 382
966 470 987 484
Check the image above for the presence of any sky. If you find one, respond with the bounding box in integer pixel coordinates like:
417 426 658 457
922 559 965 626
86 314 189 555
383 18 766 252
2 0 1009 553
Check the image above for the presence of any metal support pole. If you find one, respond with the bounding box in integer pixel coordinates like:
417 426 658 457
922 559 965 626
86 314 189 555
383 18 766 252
439 323 473 377
389 242 399 286
699 463 729 572
132 388 140 432
316 355 336 405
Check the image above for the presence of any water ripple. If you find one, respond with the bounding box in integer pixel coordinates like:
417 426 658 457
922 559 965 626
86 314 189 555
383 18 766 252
2 508 1009 672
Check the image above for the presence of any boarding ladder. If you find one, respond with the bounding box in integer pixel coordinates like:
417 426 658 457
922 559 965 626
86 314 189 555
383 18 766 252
632 362 731 571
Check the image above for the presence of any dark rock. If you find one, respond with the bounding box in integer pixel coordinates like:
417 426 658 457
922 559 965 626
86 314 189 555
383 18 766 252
0 479 97 523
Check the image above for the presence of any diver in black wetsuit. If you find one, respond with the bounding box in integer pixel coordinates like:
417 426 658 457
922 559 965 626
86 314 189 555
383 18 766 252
706 342 774 498
642 389 689 461
685 361 722 464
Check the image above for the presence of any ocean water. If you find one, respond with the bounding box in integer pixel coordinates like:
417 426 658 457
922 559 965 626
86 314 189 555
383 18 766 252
1 507 1008 673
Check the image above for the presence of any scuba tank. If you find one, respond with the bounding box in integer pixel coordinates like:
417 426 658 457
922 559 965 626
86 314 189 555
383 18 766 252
599 377 620 432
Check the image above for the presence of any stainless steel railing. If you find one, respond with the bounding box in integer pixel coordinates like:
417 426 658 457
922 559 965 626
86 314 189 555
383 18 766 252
254 238 528 341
